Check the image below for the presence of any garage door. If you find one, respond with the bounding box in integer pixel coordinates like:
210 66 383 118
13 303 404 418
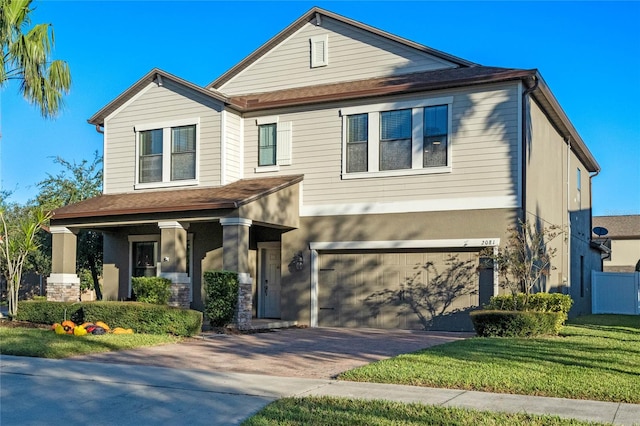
318 250 493 331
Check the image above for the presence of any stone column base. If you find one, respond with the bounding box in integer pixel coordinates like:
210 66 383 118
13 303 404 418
161 272 191 309
46 274 80 302
235 273 253 330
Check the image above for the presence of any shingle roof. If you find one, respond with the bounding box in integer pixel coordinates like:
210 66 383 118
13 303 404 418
593 215 640 238
229 66 533 111
51 175 303 220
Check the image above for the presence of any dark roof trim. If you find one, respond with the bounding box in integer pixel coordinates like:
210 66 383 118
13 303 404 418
88 68 230 126
207 6 476 90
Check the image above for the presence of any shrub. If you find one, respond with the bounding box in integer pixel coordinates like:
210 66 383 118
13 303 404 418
204 270 238 327
16 300 202 336
131 277 171 305
485 293 573 320
471 310 565 337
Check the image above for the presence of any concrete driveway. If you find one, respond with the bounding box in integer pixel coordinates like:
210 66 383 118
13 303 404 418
71 327 471 379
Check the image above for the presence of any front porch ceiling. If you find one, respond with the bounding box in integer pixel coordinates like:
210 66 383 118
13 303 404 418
50 175 303 230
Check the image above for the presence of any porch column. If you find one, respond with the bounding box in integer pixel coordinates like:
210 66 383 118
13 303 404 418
220 217 253 329
46 226 80 302
158 221 190 308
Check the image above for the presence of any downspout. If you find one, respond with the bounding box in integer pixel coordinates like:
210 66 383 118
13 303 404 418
566 137 571 294
95 124 104 134
521 75 539 221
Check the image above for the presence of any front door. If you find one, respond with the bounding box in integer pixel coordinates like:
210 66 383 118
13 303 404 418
259 245 281 318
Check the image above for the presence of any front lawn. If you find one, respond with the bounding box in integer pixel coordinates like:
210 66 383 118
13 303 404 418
338 315 640 403
242 396 605 426
0 327 179 358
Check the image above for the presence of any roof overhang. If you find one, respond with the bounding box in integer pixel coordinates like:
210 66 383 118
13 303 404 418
50 175 303 229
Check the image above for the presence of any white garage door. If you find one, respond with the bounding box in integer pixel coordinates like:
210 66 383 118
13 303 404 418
317 249 492 331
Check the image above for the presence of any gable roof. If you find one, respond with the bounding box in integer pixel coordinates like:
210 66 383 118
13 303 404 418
51 175 303 221
207 6 476 91
87 68 229 127
593 215 640 239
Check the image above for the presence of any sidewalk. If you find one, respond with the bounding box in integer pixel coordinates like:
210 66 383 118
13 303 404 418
2 355 638 425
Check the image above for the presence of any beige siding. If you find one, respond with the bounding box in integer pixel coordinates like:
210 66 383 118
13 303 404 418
243 82 520 209
219 17 456 96
223 110 242 184
104 80 224 194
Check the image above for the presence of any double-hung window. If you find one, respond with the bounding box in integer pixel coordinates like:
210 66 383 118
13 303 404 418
255 116 293 172
423 105 448 168
380 109 412 171
346 114 368 173
135 119 198 188
341 96 453 178
258 123 277 167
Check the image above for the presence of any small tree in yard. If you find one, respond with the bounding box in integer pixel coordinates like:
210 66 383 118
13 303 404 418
485 219 562 308
0 202 51 318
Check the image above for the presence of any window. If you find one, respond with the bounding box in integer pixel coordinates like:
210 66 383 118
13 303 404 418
380 109 412 171
139 129 163 183
576 168 582 206
259 123 277 166
254 117 292 171
171 125 196 181
135 119 199 188
341 96 453 178
346 114 368 173
423 105 448 167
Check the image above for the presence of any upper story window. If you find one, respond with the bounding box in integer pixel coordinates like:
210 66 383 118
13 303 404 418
341 96 453 179
258 123 277 166
346 114 368 173
424 105 448 168
576 167 582 206
135 118 199 189
380 109 412 171
255 116 292 173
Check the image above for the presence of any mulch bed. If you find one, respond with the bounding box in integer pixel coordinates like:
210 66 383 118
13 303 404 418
0 319 50 329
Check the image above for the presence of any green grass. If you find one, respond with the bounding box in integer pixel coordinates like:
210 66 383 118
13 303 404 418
0 327 179 358
339 315 640 403
242 396 605 426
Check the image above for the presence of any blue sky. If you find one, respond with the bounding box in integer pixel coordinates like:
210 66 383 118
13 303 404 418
2 1 639 216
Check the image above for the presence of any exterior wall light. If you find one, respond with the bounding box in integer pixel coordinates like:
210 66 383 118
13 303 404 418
294 252 304 271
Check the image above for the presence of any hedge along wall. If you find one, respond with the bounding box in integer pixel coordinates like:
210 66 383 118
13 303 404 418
16 301 203 337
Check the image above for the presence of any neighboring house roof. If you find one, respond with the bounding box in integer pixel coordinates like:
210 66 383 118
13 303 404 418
593 215 640 239
87 68 230 127
207 7 476 91
51 175 303 220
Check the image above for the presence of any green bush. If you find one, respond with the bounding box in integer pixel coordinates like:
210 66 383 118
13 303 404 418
131 276 171 305
15 301 83 324
485 293 573 318
204 270 238 327
16 300 202 337
470 310 565 337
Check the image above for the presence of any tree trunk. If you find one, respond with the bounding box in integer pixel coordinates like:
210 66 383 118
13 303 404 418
88 254 102 300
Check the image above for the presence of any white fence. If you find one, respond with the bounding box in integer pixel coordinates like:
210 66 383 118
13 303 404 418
592 271 640 315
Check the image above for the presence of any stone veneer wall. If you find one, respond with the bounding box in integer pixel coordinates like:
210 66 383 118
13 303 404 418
235 273 252 330
46 281 80 302
168 283 191 309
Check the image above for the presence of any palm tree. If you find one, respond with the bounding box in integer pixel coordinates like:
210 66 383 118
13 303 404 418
1 0 71 118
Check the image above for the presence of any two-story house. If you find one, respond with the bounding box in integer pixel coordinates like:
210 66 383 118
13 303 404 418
47 7 601 331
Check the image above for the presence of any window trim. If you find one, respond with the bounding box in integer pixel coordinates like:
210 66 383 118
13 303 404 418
134 118 200 189
254 116 292 172
341 96 453 179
